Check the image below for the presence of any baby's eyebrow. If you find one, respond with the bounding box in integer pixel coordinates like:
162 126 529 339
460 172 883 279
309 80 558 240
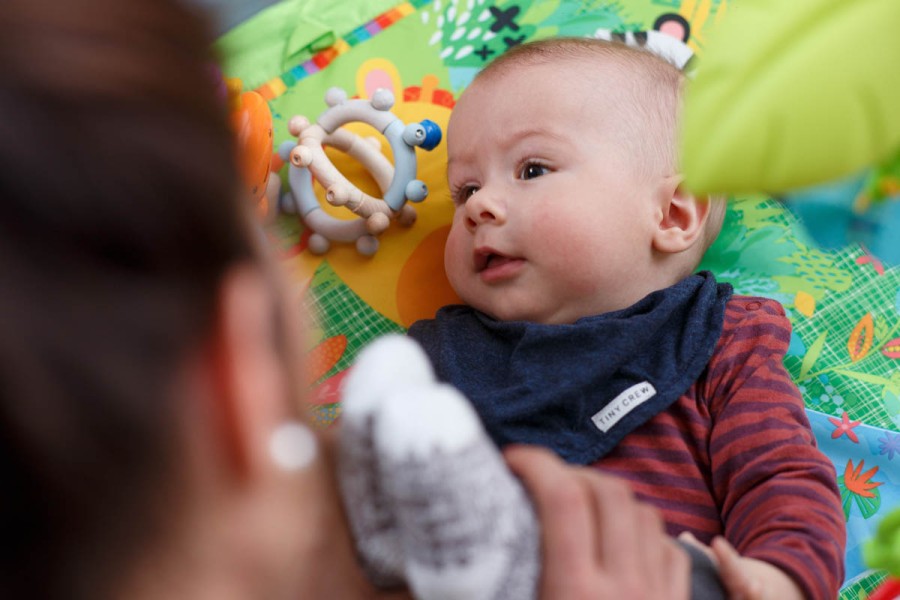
501 127 568 148
445 127 568 179
448 128 566 163
446 154 472 175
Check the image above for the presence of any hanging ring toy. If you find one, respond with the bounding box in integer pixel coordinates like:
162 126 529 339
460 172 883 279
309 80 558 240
281 86 441 256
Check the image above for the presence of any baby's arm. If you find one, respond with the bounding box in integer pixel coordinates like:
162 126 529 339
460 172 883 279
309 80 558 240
703 299 846 599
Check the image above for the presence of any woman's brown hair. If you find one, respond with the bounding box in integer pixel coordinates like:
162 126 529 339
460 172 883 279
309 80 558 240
0 0 255 596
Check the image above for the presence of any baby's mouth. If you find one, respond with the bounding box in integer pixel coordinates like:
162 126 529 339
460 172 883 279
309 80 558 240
474 248 516 272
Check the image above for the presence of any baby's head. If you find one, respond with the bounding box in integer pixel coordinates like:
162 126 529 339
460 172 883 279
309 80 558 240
445 37 724 324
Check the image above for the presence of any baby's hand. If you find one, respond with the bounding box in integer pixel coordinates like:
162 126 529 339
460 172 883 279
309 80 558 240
706 536 762 600
678 533 803 600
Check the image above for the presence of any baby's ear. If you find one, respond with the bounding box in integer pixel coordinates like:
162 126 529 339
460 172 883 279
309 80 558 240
651 175 711 254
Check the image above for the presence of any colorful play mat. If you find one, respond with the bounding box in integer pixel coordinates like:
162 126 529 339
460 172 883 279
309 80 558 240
217 1 900 596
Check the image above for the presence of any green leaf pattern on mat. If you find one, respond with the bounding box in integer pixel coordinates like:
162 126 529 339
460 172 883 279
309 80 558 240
700 196 900 431
307 262 405 371
838 570 886 600
419 0 538 68
306 261 406 426
799 331 827 383
418 0 643 69
784 251 900 430
774 248 853 300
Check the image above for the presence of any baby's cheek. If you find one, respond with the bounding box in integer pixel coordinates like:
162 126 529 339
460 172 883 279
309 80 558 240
443 232 468 289
545 235 619 296
536 217 592 266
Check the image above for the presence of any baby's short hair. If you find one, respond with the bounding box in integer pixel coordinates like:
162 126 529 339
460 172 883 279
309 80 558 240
703 196 727 251
475 37 685 179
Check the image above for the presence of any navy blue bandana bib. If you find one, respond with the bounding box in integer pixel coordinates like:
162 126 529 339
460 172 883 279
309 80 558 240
408 272 733 465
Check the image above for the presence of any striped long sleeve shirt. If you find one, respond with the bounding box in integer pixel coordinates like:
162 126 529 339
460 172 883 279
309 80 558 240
595 297 845 599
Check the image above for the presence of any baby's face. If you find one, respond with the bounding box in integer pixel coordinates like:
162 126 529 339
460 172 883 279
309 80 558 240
444 60 663 324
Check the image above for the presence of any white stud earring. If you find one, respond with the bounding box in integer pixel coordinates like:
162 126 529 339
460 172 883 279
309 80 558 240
269 421 318 472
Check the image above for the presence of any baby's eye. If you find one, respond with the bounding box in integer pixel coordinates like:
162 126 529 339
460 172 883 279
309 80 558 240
453 185 478 204
519 162 549 180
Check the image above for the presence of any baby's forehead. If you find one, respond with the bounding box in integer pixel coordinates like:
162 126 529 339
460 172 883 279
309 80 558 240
480 53 627 87
463 57 626 110
449 49 676 171
451 58 634 133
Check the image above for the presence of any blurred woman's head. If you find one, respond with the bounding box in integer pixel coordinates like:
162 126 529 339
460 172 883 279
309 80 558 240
0 0 314 596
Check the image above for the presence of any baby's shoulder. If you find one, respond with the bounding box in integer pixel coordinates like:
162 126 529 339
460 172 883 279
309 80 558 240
719 295 790 344
708 295 793 374
701 296 797 410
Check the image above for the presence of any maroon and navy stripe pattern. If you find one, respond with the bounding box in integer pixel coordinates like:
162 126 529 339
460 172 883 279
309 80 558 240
595 297 845 600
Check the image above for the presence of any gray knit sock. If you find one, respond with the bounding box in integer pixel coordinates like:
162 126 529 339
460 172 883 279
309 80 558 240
337 335 436 588
375 382 540 600
338 335 540 599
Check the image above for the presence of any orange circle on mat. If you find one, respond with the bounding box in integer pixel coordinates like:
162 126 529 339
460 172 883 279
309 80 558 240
397 225 461 327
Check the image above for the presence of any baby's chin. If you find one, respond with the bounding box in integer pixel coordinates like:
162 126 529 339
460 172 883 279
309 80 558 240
456 285 601 324
469 294 637 324
471 302 574 325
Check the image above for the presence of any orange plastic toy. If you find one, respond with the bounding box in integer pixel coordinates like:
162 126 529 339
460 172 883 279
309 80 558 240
227 78 274 217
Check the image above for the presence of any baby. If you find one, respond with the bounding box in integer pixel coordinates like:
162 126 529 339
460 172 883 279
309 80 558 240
406 38 846 599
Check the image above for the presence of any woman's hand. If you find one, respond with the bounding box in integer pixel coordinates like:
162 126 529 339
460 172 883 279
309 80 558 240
505 445 691 600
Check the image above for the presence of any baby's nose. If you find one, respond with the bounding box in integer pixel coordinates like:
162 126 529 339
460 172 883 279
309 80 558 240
464 192 505 230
